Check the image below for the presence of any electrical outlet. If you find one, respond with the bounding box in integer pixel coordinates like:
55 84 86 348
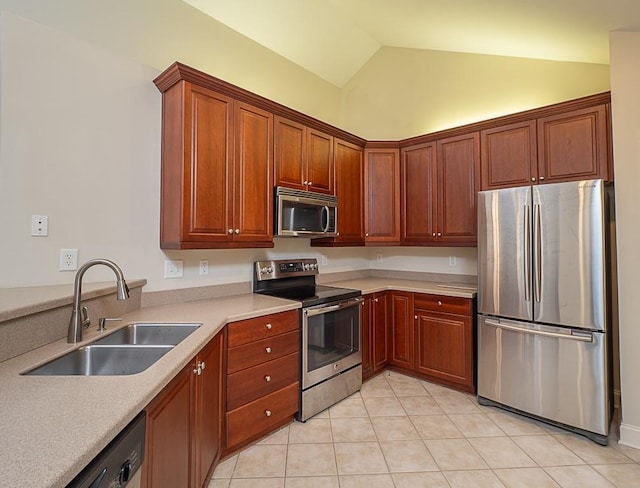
376 253 384 264
449 256 457 267
59 249 78 271
31 215 48 236
199 260 209 276
164 260 184 278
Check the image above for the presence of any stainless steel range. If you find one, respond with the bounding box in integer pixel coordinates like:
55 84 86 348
254 258 362 421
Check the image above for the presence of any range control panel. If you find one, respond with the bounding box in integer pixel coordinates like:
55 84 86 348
255 259 318 281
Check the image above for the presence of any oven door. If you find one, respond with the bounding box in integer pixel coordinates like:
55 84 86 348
302 297 362 389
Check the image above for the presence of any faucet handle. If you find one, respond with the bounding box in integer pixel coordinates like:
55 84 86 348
81 306 91 329
98 317 122 331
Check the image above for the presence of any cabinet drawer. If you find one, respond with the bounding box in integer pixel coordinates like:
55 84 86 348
414 293 471 315
227 310 299 347
226 382 299 449
228 330 299 373
227 352 299 410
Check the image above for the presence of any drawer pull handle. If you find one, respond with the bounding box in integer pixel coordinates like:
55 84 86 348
265 323 272 330
438 301 442 306
265 347 272 354
265 410 272 417
265 375 271 382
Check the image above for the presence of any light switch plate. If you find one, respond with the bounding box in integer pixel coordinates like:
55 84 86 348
164 260 184 278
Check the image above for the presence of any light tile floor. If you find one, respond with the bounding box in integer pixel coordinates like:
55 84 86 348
210 371 640 487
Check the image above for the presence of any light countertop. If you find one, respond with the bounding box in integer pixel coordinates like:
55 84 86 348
0 277 475 488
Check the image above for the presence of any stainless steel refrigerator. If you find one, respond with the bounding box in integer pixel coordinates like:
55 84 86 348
477 179 614 445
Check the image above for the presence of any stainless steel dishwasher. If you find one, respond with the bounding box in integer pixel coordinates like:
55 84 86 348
66 412 145 488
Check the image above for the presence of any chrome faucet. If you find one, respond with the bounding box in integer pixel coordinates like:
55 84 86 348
68 258 130 343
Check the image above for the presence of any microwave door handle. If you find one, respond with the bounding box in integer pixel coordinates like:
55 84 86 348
322 205 330 232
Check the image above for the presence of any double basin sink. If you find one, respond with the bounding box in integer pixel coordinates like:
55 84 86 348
24 323 201 376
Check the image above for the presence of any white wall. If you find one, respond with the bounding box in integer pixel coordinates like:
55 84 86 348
609 31 640 448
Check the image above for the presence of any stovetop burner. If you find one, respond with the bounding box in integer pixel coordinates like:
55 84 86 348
253 259 361 307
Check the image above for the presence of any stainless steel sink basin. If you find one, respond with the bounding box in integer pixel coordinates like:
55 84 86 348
24 345 174 376
94 322 201 346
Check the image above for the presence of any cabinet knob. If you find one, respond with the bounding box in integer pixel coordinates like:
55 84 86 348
265 410 272 417
437 232 442 237
539 176 545 181
228 229 233 234
308 181 312 185
235 229 240 234
432 233 436 237
265 375 272 382
265 323 272 330
265 347 272 354
200 361 206 370
303 180 308 185
365 233 369 237
438 301 442 306
532 177 536 182
374 298 379 303
414 315 418 320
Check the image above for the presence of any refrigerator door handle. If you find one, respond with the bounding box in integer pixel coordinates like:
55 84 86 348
534 203 542 303
524 204 531 301
484 319 593 342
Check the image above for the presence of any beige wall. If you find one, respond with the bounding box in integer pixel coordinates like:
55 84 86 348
341 46 610 139
610 31 640 448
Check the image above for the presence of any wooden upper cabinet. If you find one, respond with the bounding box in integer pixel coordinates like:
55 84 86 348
233 102 273 243
481 121 537 190
314 138 364 246
436 132 480 245
158 81 273 249
481 104 611 190
401 143 437 244
274 116 334 194
537 104 610 184
364 147 400 244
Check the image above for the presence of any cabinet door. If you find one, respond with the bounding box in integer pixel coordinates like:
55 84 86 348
274 116 306 191
480 121 537 189
372 292 389 373
143 363 193 488
436 132 480 245
364 148 400 243
233 102 273 243
307 128 334 194
537 104 610 183
333 138 364 244
193 334 224 488
179 83 234 245
361 295 374 380
388 291 414 369
415 310 473 392
401 143 437 243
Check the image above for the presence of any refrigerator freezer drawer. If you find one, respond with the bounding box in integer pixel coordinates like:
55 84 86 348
478 315 609 437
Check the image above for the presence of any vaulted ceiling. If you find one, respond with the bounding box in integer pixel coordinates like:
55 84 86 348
183 0 640 86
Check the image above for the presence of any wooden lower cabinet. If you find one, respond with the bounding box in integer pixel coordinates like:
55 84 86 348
388 291 414 370
142 333 224 488
362 292 389 381
224 310 300 454
383 291 476 394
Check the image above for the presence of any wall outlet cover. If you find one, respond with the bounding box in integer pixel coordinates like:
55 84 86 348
31 215 48 236
59 248 78 271
199 260 209 276
164 259 184 278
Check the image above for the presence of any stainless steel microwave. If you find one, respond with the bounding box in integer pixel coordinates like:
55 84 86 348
275 187 337 238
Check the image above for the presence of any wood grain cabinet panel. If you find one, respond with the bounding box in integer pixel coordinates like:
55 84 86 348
143 333 224 488
388 291 414 370
274 116 334 194
364 147 400 243
362 292 389 381
227 330 299 373
537 104 610 183
401 142 437 244
227 310 299 347
158 81 272 249
481 121 538 189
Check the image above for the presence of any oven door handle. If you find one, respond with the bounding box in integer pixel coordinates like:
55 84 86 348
304 297 363 317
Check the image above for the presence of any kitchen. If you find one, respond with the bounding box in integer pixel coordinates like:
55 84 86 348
1 1 640 487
